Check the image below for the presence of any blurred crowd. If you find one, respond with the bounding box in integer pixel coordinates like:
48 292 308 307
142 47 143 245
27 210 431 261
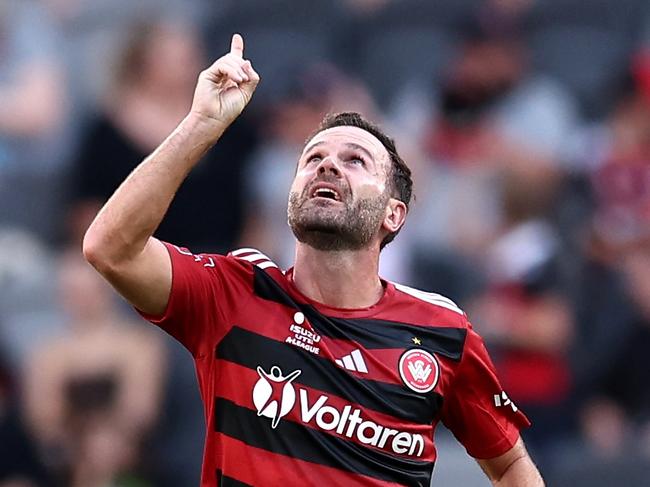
2 0 650 485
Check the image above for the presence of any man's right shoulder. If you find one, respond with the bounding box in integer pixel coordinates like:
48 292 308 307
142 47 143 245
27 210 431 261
166 243 282 278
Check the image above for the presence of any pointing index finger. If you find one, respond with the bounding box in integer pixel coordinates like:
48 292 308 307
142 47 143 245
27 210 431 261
230 33 244 58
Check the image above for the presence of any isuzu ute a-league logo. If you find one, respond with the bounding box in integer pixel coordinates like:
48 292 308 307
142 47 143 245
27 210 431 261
284 311 321 355
252 364 425 457
253 365 302 428
398 349 440 393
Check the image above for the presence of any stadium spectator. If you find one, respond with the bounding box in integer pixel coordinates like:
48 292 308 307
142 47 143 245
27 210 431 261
67 18 258 252
468 171 575 461
23 252 165 487
399 15 578 301
0 345 51 487
577 249 650 454
570 52 650 454
0 0 69 241
41 0 209 111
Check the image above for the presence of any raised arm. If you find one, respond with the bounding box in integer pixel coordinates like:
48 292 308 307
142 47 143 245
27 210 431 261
83 34 259 315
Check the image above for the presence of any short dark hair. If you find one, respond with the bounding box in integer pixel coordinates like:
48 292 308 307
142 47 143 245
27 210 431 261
307 112 413 249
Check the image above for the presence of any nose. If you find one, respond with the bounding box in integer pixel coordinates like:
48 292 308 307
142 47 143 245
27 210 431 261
316 157 341 177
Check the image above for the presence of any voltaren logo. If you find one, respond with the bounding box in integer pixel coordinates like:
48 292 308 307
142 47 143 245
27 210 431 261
252 365 425 457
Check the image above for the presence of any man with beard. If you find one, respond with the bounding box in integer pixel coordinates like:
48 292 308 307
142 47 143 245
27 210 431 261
84 34 543 486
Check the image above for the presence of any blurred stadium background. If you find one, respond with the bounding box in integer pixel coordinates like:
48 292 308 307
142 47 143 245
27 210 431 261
2 0 650 485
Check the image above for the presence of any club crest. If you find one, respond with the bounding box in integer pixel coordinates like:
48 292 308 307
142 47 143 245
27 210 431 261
399 348 440 393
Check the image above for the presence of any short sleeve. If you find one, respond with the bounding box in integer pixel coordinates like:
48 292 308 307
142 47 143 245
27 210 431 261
440 322 531 459
137 242 254 358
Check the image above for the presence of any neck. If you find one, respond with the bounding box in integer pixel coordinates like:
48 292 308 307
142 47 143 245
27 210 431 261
292 242 383 309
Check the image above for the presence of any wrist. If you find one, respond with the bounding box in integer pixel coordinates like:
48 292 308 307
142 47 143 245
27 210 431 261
184 111 230 140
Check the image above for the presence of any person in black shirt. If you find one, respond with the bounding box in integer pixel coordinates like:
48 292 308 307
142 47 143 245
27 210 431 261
68 19 258 253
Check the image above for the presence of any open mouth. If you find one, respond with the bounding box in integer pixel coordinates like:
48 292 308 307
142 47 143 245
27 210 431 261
310 185 342 201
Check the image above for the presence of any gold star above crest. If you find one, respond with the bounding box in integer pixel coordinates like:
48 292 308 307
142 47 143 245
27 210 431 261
412 337 422 345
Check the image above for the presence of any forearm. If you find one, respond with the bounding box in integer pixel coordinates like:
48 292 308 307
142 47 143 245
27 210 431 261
84 113 226 264
478 437 544 487
492 455 544 487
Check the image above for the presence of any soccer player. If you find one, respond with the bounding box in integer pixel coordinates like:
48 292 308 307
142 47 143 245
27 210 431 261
84 34 544 486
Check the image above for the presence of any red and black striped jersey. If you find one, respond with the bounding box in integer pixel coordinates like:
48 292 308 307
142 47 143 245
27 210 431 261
139 244 530 487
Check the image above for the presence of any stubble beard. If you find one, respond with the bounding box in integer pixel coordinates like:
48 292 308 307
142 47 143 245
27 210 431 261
287 189 388 252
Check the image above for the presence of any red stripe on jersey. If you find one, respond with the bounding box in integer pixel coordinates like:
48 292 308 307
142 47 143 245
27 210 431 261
215 433 404 487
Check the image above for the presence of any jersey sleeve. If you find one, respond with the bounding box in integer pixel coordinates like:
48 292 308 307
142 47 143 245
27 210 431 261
440 321 531 459
137 242 254 358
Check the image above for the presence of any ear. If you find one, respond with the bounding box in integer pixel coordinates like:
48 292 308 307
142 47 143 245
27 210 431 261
382 198 407 235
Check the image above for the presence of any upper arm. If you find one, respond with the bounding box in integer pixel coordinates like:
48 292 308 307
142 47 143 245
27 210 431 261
85 236 172 316
440 326 531 459
476 437 544 485
86 235 258 356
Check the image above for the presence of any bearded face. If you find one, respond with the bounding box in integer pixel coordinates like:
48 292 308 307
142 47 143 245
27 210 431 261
287 125 400 252
287 174 390 251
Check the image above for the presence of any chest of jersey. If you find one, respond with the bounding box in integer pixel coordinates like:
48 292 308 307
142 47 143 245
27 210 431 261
210 268 467 473
152 246 524 486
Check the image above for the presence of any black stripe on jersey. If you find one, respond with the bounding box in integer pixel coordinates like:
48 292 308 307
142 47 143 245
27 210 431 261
253 267 467 361
253 266 301 308
216 470 253 487
300 312 466 361
215 398 434 487
216 326 443 425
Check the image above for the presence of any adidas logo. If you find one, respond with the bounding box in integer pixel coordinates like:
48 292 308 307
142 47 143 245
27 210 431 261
494 391 518 412
334 349 368 373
